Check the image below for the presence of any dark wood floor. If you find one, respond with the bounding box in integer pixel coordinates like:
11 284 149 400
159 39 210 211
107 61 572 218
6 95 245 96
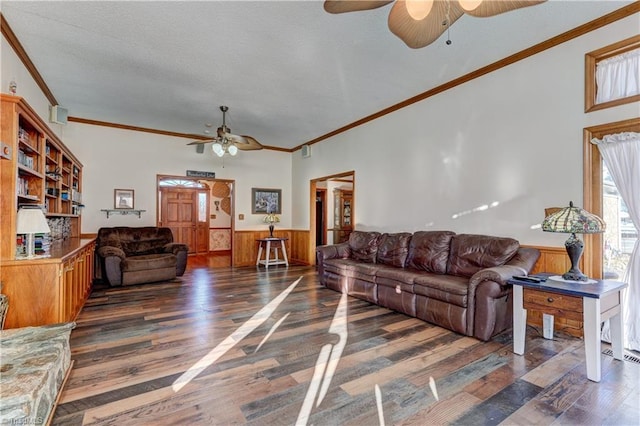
53 258 640 425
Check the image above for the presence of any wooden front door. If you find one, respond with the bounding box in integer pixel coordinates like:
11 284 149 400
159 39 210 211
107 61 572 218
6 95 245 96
159 187 209 254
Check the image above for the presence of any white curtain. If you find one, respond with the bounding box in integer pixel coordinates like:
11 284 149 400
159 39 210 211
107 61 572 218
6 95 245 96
593 132 640 352
595 49 640 104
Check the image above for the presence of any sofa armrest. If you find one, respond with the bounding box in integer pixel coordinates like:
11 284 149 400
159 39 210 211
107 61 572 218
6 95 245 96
96 246 125 286
316 242 350 263
467 247 540 341
505 247 541 274
164 243 188 276
470 264 529 288
469 247 541 288
316 242 350 285
97 246 126 260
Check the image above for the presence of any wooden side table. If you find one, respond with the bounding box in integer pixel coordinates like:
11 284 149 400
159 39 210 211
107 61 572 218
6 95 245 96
509 274 627 382
256 238 289 268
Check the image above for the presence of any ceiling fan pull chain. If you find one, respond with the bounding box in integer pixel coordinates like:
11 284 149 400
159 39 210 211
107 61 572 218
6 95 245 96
445 0 452 45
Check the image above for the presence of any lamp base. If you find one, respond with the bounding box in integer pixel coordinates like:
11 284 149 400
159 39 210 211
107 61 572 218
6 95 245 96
269 224 274 238
563 233 588 282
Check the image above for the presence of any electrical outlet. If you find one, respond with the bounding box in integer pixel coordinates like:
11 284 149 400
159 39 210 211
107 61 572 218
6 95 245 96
239 214 244 220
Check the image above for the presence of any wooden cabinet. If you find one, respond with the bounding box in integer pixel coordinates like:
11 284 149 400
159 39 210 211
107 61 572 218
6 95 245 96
1 239 95 328
1 95 91 329
1 94 83 260
333 189 353 244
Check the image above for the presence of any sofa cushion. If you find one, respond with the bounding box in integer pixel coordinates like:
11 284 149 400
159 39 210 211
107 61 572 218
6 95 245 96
376 233 412 267
324 258 380 282
414 273 469 307
348 231 381 263
121 239 168 256
406 231 455 274
376 267 426 285
122 253 177 273
447 234 519 278
97 227 174 256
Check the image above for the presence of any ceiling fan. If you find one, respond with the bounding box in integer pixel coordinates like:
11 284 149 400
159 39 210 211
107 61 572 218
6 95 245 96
324 0 547 49
188 106 263 156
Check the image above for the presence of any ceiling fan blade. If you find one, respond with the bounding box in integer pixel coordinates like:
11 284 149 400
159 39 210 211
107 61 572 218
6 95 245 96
237 135 263 151
225 133 264 150
324 0 394 14
186 139 215 146
459 0 547 18
388 0 464 49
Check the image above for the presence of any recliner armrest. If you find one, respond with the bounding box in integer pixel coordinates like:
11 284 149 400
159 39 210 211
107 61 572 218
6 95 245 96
97 246 126 260
164 243 188 277
163 243 188 255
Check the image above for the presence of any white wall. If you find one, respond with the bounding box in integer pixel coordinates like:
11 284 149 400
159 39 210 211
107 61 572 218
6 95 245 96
1 37 56 129
3 14 638 242
292 14 639 248
61 123 291 233
2 35 292 234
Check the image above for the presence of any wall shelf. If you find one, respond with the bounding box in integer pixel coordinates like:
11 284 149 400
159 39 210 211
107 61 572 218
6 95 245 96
101 209 146 219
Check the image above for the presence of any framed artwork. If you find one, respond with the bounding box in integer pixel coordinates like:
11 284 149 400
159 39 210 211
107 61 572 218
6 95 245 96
114 189 135 209
252 188 281 214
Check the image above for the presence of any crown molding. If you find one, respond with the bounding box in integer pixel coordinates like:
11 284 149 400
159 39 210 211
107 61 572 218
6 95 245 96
292 1 640 152
1 13 57 106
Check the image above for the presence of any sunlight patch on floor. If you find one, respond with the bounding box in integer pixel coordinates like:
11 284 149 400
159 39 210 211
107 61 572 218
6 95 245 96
297 291 348 425
172 277 302 392
255 312 290 353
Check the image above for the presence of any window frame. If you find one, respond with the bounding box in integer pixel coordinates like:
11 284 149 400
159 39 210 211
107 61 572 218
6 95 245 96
584 35 640 113
583 117 640 279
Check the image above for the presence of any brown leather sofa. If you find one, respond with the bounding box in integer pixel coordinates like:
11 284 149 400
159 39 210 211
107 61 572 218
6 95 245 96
316 230 540 341
96 227 188 286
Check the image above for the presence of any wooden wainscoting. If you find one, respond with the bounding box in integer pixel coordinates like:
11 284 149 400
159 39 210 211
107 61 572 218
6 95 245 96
524 245 584 337
232 230 311 267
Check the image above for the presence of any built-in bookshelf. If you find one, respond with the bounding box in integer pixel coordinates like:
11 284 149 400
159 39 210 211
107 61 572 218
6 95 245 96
1 94 94 330
1 94 84 260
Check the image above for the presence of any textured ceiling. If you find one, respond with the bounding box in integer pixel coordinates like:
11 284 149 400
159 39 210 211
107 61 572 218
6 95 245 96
1 1 634 150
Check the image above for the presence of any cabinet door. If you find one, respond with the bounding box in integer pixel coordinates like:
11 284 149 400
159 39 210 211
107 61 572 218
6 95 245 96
61 258 75 322
1 263 62 328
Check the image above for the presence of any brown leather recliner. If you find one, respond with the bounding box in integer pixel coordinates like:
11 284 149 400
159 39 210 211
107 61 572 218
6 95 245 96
96 227 188 286
316 230 540 341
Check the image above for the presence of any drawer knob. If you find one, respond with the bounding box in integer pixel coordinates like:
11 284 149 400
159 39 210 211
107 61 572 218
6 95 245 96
547 297 554 303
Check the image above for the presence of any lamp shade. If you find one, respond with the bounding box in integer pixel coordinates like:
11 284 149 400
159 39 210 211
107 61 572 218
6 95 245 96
542 201 605 234
263 213 280 224
16 207 51 234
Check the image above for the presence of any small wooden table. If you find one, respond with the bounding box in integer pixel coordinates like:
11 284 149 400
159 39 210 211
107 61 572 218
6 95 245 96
256 238 289 268
509 274 627 382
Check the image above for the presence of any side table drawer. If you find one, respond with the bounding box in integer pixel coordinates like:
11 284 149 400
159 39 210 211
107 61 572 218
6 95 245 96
523 289 583 321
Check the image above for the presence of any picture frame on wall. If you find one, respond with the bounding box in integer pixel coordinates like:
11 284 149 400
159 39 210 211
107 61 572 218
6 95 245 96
252 188 281 214
114 189 134 209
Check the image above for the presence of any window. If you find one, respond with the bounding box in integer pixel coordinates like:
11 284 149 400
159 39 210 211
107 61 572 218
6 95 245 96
583 118 640 278
585 35 640 112
602 163 637 280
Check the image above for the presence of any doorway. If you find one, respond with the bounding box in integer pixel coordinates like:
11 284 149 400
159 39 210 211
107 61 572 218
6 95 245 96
157 175 234 267
309 171 355 264
316 189 326 246
158 185 207 254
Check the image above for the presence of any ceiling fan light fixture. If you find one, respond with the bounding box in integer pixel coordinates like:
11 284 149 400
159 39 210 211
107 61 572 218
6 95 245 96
459 0 483 12
405 0 433 20
228 144 238 156
212 142 224 157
